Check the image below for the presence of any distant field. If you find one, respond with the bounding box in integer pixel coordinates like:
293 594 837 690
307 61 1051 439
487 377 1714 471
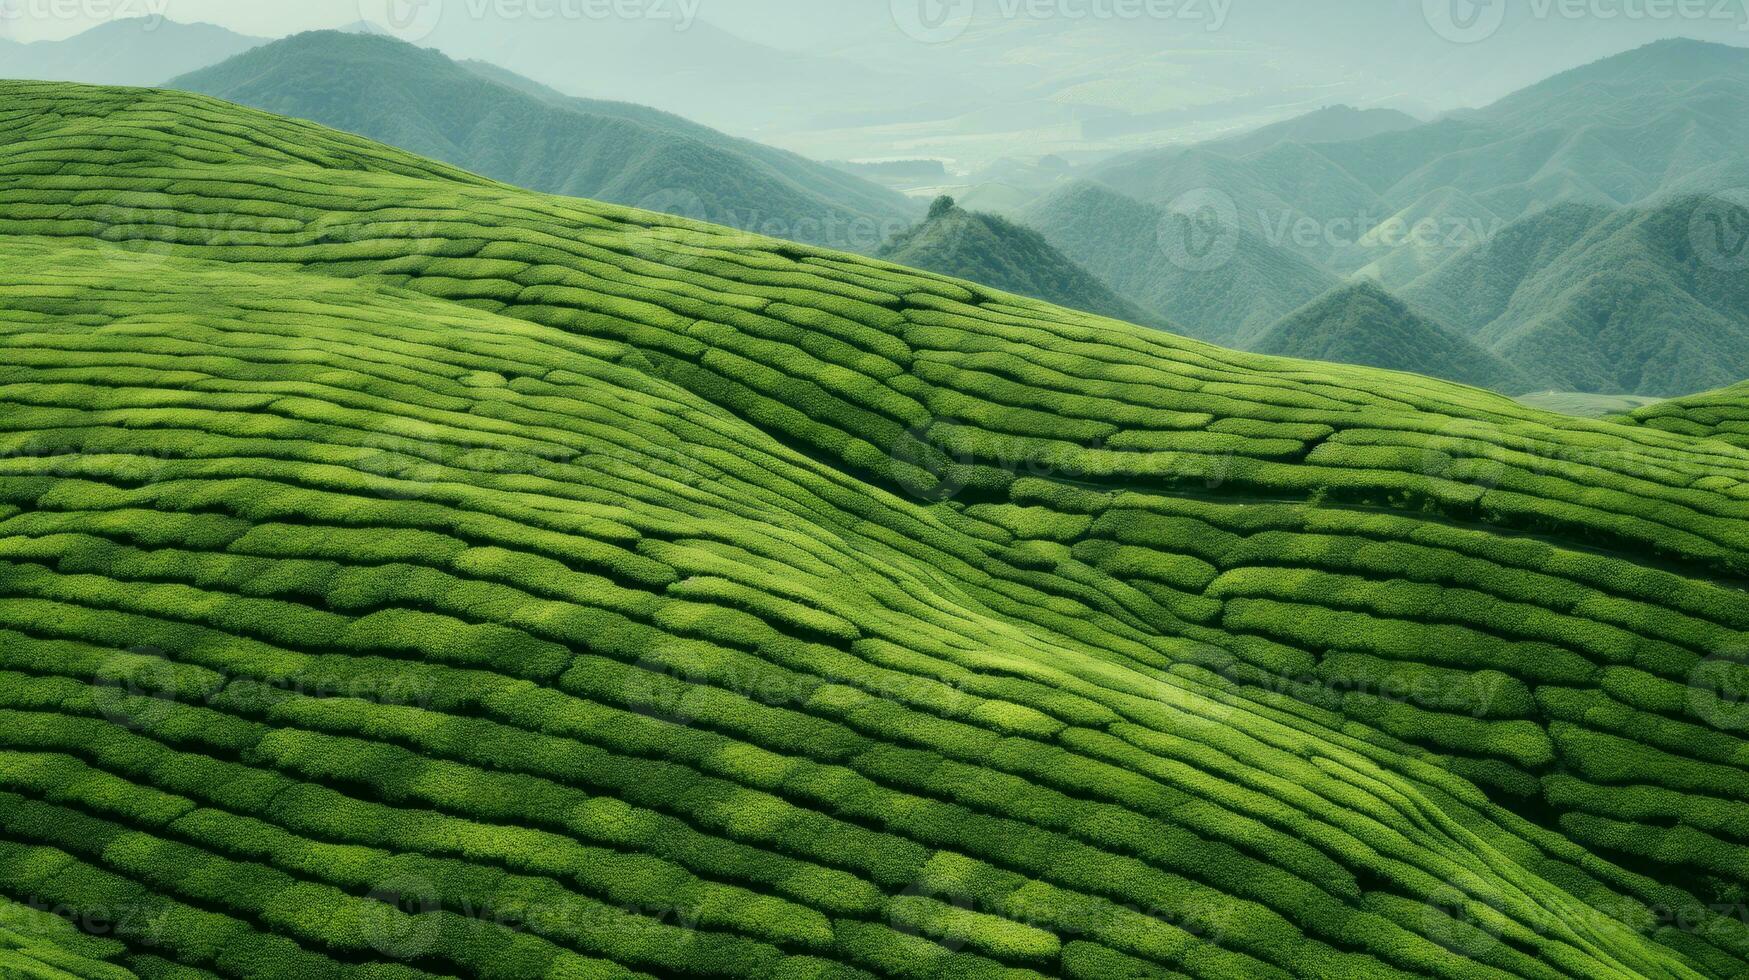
1513 391 1667 418
1 80 1748 979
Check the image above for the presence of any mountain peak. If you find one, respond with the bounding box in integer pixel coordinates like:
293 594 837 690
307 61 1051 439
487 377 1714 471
880 201 1160 327
168 29 916 254
1256 281 1533 394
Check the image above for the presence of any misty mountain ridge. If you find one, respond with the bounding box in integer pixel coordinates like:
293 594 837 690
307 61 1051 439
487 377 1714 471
0 17 264 86
171 30 918 253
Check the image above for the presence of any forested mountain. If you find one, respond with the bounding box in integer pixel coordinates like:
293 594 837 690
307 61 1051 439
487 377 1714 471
1480 196 1749 396
1254 281 1533 393
172 31 918 253
1400 202 1616 333
1410 195 1749 396
878 197 1157 326
1021 179 1340 347
1017 40 1749 396
1099 39 1749 242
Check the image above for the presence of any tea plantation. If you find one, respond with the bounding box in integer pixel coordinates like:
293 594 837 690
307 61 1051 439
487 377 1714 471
1627 386 1749 451
1 80 1749 980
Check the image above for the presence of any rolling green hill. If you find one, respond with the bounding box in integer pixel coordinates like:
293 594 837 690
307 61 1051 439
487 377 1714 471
1626 383 1749 450
171 31 918 254
1020 180 1340 347
878 197 1159 327
4 79 1749 980
1253 282 1533 394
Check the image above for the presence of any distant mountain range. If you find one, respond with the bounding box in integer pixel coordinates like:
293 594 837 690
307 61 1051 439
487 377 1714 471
1093 39 1749 242
1017 39 1749 398
878 197 1156 326
0 18 263 86
171 31 918 254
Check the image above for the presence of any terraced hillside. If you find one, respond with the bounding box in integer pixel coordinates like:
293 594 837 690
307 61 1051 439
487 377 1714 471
1626 384 1749 450
2 80 1749 980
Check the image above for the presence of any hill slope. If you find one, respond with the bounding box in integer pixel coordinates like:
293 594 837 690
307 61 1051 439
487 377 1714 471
3 80 1749 980
878 198 1158 326
0 18 263 87
171 31 917 253
1254 282 1534 394
1625 382 1749 449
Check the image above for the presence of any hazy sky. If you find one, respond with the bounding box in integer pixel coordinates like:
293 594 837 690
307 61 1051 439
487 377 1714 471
9 0 1749 47
7 0 1748 166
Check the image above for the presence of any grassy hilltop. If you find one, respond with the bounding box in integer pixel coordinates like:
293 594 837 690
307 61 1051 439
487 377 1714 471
1 80 1749 980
